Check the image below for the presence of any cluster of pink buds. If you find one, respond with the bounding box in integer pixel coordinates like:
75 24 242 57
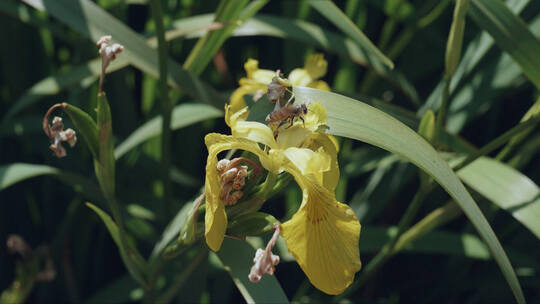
216 157 261 206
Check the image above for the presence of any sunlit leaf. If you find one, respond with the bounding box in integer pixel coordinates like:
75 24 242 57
458 157 540 239
293 86 525 303
216 238 289 303
114 104 222 159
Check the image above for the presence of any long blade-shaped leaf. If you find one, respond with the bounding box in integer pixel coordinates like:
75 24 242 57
469 0 540 89
0 163 58 190
183 0 250 74
86 202 148 288
114 104 222 159
216 238 289 303
22 0 225 107
459 157 540 239
309 0 394 70
420 0 531 116
293 86 525 303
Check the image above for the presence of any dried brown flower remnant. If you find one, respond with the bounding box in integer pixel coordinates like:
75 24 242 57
97 35 124 93
42 103 77 158
248 223 281 283
216 157 261 206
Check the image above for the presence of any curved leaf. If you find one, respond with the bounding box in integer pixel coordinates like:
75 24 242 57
293 86 525 303
309 0 394 70
0 163 101 200
22 0 225 107
0 163 58 190
470 0 540 89
216 238 289 304
458 157 540 239
114 104 223 159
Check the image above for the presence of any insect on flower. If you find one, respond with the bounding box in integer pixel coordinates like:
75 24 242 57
265 101 308 129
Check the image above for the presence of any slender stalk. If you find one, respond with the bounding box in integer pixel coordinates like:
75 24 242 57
340 116 537 298
157 249 208 304
453 117 539 171
150 0 173 217
435 76 451 145
358 0 450 108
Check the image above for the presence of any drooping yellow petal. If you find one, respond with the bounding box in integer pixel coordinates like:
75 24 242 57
304 54 328 80
204 133 276 251
280 166 361 295
304 133 340 191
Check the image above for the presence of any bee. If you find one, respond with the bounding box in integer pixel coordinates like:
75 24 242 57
266 70 292 105
265 101 308 129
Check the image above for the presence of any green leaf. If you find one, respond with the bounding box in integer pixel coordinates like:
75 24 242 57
114 104 223 159
458 157 540 239
62 103 99 159
0 163 58 190
216 238 289 303
84 275 140 304
469 0 540 89
361 226 490 260
420 0 532 119
293 86 525 303
150 200 194 259
309 0 394 70
85 202 148 288
0 163 103 201
183 0 250 75
94 93 115 199
22 0 226 107
7 12 419 118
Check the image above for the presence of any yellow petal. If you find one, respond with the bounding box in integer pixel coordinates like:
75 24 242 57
229 82 267 114
307 80 331 91
204 133 273 251
276 125 312 149
282 147 330 175
304 133 340 191
205 133 285 251
280 167 361 295
303 102 328 132
288 68 313 87
244 59 275 83
304 54 328 80
226 106 277 149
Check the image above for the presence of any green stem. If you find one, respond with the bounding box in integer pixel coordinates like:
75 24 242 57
435 76 451 145
453 116 539 171
157 249 208 304
150 0 173 218
359 0 449 100
340 186 429 298
341 116 537 298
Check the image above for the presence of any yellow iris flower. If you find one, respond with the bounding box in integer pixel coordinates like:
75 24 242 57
229 54 331 113
204 100 362 295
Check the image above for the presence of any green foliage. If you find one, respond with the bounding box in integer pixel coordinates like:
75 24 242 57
1 0 539 303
